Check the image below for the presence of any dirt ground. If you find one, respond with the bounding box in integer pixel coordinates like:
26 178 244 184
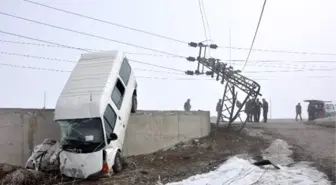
2 121 333 185
245 122 336 184
58 126 270 185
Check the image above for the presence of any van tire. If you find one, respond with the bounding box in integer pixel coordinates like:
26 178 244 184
112 151 123 173
131 95 137 113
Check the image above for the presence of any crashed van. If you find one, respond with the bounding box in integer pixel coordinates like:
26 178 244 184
54 51 138 179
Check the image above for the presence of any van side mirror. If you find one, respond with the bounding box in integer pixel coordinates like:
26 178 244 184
109 133 118 141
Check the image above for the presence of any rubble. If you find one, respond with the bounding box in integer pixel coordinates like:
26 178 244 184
0 164 57 185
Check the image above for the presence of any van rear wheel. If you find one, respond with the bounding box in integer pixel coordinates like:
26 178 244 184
112 151 123 173
131 95 137 113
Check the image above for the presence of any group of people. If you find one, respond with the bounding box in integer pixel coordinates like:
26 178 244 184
245 98 269 123
184 98 269 123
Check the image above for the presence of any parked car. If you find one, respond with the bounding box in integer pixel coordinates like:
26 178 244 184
304 100 334 120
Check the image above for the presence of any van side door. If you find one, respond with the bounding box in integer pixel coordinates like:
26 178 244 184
116 58 132 145
110 78 126 146
103 103 120 168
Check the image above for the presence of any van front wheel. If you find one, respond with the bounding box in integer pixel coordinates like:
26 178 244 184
112 151 123 173
131 95 137 113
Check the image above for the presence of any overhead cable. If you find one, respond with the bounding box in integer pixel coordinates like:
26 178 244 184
0 12 185 58
23 0 188 44
242 0 268 70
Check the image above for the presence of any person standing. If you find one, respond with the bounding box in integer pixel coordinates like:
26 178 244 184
184 99 191 111
262 98 269 123
296 103 302 121
216 99 222 123
245 99 252 122
252 99 257 122
255 99 262 123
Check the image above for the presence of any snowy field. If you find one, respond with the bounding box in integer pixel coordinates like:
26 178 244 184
166 139 331 185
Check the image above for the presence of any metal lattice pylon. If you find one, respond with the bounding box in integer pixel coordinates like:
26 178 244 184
186 42 261 133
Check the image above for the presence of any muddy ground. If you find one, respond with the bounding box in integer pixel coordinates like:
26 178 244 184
58 126 270 185
245 122 336 184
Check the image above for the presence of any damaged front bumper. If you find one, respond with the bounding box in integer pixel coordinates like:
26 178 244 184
59 150 104 179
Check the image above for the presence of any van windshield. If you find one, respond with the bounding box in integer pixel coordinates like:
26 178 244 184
57 118 106 153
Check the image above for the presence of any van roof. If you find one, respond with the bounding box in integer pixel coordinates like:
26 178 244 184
54 50 124 120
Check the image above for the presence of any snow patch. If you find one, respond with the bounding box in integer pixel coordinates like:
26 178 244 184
263 139 293 166
166 157 330 185
166 139 330 185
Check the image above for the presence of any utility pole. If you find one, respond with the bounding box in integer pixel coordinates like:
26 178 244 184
269 96 272 119
185 41 262 132
43 91 46 109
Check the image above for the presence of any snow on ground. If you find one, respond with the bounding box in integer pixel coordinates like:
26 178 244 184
166 139 331 185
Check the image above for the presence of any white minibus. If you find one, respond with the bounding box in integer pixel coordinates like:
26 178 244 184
54 50 138 179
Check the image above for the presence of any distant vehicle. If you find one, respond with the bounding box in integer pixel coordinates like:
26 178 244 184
303 100 334 120
54 50 138 179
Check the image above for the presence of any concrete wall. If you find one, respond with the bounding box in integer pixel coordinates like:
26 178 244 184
123 111 210 156
0 109 210 166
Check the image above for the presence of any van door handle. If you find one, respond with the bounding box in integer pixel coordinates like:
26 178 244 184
118 116 121 120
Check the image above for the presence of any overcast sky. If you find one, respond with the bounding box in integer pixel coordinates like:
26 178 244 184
0 0 335 119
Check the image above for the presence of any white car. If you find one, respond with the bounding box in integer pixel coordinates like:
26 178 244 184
54 51 138 179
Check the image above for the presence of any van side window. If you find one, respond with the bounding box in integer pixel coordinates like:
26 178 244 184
119 58 131 86
111 79 125 109
103 104 117 136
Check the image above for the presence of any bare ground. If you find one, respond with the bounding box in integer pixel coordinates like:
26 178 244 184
58 126 270 185
245 122 336 184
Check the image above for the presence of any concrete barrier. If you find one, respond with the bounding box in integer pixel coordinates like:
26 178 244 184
122 111 210 156
0 109 210 166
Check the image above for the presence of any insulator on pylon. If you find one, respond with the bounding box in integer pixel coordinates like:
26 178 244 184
235 70 241 73
196 56 201 61
205 71 213 76
198 42 205 47
208 58 216 63
195 70 201 75
209 44 218 49
185 70 194 75
186 57 196 62
188 42 198 47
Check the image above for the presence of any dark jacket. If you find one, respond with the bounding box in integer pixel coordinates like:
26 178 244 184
216 102 222 112
263 101 269 113
296 105 302 114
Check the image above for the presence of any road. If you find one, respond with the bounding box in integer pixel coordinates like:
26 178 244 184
246 120 336 183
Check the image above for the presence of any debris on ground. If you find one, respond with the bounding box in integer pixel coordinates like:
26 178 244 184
0 164 57 185
0 163 19 180
25 138 61 172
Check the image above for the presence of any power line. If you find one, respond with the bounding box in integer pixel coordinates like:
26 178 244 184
1 39 335 67
0 30 90 52
6 62 306 81
199 0 212 40
128 59 185 72
0 62 71 73
2 50 335 74
0 50 185 72
218 45 336 56
1 50 335 75
23 0 188 45
20 0 336 57
0 51 76 63
197 0 208 41
0 39 183 58
0 12 185 58
2 39 335 65
242 0 268 70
